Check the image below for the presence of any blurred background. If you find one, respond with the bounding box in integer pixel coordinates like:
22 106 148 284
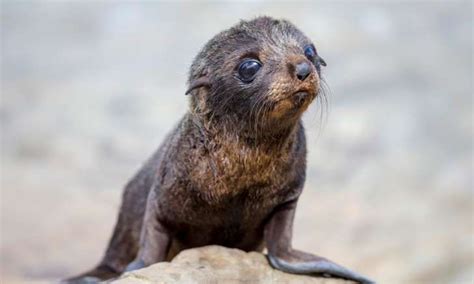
1 1 472 283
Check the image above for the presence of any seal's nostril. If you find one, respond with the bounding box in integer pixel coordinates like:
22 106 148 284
295 62 311 81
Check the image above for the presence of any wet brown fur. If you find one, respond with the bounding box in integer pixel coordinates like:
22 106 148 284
65 17 373 284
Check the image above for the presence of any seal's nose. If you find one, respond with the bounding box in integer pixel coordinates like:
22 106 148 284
295 61 311 81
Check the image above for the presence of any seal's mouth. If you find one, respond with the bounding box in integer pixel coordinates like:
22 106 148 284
291 88 317 109
268 86 318 120
292 91 311 108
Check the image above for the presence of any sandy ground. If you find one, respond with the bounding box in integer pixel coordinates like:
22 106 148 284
1 2 473 284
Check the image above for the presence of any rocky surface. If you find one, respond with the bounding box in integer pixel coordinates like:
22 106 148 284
113 246 355 284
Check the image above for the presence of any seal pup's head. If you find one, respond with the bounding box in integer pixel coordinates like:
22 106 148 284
187 16 326 136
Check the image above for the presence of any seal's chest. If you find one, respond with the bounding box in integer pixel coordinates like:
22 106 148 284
185 139 297 219
198 155 291 204
187 155 282 202
220 143 289 178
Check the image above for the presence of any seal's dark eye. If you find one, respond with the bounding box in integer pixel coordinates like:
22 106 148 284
238 59 262 83
304 45 317 61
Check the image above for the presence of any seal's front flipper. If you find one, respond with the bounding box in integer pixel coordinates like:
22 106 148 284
264 199 375 284
61 264 120 283
267 249 374 284
125 189 171 272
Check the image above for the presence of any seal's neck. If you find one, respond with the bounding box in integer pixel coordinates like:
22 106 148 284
188 112 301 152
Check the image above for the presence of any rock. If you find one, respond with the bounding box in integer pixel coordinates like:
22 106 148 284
112 245 355 284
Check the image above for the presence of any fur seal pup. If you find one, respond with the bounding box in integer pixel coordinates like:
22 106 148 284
65 16 374 284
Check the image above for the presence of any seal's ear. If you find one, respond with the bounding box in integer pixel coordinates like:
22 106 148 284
318 56 327 67
185 76 211 95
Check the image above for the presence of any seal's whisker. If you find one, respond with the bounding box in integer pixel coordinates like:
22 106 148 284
253 95 269 138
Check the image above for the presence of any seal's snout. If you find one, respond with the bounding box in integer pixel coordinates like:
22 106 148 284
295 61 312 81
